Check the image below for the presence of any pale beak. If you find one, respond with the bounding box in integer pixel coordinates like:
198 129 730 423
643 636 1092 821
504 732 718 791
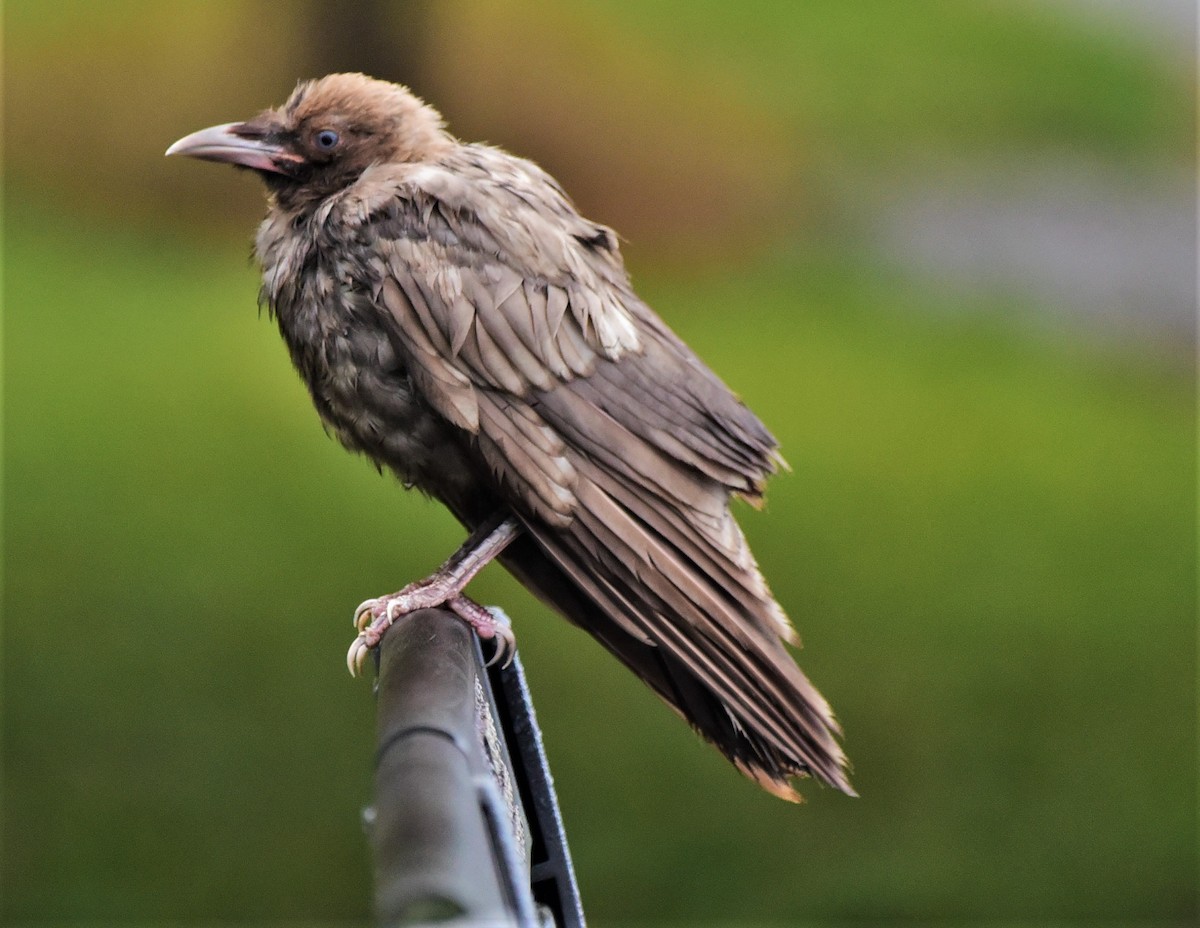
166 122 303 176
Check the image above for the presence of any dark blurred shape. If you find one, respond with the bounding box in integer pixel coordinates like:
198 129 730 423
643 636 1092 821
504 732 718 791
306 0 433 97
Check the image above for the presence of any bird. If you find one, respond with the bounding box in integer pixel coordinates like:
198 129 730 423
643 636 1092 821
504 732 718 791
167 73 853 800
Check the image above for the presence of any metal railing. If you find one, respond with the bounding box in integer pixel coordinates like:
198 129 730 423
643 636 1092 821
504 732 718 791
366 606 585 927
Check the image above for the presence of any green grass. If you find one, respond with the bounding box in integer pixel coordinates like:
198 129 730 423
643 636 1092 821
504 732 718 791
4 203 1193 922
590 0 1191 168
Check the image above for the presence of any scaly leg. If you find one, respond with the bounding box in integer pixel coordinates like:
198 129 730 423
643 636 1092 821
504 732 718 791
346 514 522 676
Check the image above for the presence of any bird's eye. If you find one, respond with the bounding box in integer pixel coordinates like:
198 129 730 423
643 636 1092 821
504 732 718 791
314 129 340 151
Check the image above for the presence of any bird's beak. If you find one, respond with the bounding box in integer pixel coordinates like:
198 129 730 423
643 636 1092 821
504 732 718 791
165 122 303 176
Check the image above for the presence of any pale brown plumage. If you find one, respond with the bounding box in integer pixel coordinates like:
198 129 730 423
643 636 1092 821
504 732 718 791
168 73 853 799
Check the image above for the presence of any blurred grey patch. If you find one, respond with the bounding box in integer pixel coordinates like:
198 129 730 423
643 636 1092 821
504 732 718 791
877 161 1196 344
1047 0 1196 58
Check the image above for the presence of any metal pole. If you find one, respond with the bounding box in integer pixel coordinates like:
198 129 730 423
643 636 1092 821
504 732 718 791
370 607 518 926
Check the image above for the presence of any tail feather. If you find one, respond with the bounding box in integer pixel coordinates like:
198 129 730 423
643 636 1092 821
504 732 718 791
495 455 854 797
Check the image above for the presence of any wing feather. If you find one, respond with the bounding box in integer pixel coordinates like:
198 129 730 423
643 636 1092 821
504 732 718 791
475 396 576 526
378 276 478 431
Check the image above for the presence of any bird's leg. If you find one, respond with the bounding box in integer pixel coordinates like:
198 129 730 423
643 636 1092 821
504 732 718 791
347 514 521 676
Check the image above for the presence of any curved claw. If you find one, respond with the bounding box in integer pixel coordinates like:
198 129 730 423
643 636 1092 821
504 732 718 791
353 599 379 631
347 635 371 677
484 624 516 669
385 598 410 624
480 607 516 669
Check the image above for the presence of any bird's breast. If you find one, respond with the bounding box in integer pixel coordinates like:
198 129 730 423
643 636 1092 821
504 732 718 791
260 224 473 494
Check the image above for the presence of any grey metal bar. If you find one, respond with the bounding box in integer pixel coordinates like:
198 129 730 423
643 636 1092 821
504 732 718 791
371 607 517 926
368 605 586 927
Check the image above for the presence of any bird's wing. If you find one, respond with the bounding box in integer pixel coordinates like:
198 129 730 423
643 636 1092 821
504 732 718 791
339 155 849 794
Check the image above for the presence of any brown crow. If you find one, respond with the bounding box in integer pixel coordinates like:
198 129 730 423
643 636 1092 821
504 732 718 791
167 73 852 799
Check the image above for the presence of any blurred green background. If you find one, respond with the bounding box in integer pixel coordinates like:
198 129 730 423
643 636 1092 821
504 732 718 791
4 1 1195 924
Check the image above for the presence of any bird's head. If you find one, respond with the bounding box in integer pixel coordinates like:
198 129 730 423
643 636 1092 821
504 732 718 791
166 73 451 209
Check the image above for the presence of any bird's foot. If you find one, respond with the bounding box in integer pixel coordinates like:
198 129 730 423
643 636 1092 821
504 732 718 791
346 583 515 676
345 514 523 676
352 576 457 633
